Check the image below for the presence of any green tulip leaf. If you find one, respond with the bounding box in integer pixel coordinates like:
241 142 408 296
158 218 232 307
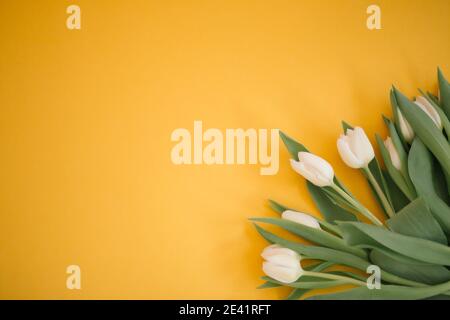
308 261 335 272
386 198 447 245
432 162 450 204
307 280 450 300
286 289 307 300
257 281 281 289
268 199 291 214
408 138 450 235
337 221 432 266
427 91 440 108
307 182 357 223
285 261 335 299
383 170 410 212
338 221 450 266
287 270 371 300
328 270 367 282
279 131 308 159
438 67 450 118
262 276 346 289
425 295 450 300
370 249 450 285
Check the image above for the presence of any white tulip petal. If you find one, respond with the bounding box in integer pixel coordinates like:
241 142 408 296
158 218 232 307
398 109 415 143
415 96 442 129
353 127 375 164
261 244 303 283
337 127 374 169
263 262 302 283
282 210 321 229
298 152 334 184
290 153 334 187
384 137 402 170
337 137 364 168
261 244 300 260
290 159 318 185
263 254 301 269
315 172 331 186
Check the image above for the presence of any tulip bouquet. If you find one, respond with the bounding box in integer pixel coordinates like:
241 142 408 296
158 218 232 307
252 68 450 299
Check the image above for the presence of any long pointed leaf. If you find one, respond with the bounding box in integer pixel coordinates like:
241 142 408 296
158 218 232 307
370 249 450 285
386 198 447 245
268 199 291 214
339 221 450 265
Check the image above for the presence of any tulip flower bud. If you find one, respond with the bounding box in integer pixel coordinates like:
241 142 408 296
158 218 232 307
384 137 401 170
414 96 442 129
290 152 334 187
282 210 321 230
337 127 374 169
261 244 303 284
397 108 415 143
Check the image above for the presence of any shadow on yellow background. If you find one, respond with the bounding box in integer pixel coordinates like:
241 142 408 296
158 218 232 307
0 0 449 299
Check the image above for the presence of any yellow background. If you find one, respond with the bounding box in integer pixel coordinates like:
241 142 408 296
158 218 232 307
0 0 449 299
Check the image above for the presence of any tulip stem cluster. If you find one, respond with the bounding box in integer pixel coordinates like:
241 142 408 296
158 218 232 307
362 166 395 218
302 271 366 287
330 183 384 227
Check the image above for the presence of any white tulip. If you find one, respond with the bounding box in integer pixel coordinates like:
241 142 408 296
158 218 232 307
397 108 415 143
384 137 401 170
337 127 374 169
414 96 442 129
290 152 334 187
261 244 303 284
282 210 321 230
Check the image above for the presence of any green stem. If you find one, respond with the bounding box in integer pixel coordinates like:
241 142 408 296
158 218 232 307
303 271 366 287
381 271 450 296
363 167 395 218
331 183 384 227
